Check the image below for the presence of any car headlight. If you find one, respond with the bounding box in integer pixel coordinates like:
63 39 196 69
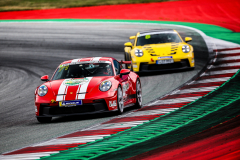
38 85 48 96
135 49 143 57
99 81 112 91
182 45 190 53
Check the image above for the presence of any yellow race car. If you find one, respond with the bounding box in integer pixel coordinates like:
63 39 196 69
124 29 195 72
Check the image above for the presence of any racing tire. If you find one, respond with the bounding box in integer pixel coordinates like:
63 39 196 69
134 79 143 109
37 117 52 123
124 52 133 70
117 86 124 114
124 52 129 69
130 64 133 72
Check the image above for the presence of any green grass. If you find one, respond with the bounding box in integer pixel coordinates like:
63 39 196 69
0 0 170 12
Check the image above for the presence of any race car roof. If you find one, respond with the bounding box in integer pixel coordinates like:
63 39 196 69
139 29 174 34
60 57 113 65
139 29 177 36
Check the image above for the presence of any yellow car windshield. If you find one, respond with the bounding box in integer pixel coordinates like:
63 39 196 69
136 33 181 46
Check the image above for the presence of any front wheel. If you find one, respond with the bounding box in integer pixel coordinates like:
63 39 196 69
117 86 124 114
37 117 52 123
124 53 130 69
134 79 142 109
124 52 132 70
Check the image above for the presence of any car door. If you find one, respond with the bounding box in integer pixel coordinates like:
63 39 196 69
113 60 133 105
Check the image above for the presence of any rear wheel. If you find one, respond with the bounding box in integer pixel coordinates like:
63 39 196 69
37 117 52 123
134 79 142 109
117 86 124 114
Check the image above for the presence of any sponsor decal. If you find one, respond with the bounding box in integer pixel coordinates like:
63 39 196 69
123 82 129 92
133 65 138 68
109 100 117 107
56 77 92 101
58 65 69 72
158 56 173 59
75 77 93 100
64 78 89 86
51 99 56 103
145 35 151 39
59 100 82 107
192 58 195 63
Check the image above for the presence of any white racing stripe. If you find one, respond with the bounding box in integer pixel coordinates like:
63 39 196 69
34 135 109 147
0 152 58 160
125 108 179 117
88 121 148 130
148 96 202 106
71 58 81 63
76 77 93 99
91 57 102 61
56 80 68 101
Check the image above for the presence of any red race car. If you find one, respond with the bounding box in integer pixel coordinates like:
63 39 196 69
35 57 142 123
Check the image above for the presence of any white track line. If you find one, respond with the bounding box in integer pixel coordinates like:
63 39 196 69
175 86 218 94
217 49 240 54
34 135 109 146
210 63 240 68
191 77 231 84
0 152 58 160
125 108 179 117
87 121 149 130
201 69 238 76
148 96 201 106
218 56 240 61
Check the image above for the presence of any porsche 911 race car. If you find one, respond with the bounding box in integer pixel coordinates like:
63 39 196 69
35 57 142 123
124 29 195 72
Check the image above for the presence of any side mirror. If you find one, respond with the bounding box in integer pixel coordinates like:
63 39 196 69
185 37 192 42
129 36 136 40
120 69 130 78
41 75 49 81
124 42 133 48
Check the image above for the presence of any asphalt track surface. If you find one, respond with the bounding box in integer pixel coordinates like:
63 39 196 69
0 22 208 154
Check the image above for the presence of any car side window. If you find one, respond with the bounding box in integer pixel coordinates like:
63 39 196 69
131 39 135 47
113 60 121 75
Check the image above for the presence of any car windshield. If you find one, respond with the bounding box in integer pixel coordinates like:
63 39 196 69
136 32 182 46
52 62 114 80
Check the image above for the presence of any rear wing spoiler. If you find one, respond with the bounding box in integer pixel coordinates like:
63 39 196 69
120 60 132 64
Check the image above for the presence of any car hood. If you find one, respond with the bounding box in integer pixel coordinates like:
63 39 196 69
48 76 111 101
137 43 182 56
